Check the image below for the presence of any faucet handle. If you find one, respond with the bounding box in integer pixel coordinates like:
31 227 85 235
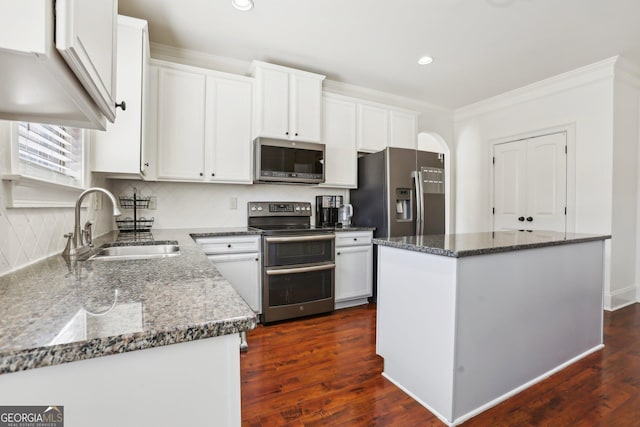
62 233 74 258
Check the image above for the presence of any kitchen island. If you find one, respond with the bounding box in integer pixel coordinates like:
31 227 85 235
0 228 259 427
373 230 610 426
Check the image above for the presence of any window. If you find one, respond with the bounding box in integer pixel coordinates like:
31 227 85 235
3 122 87 208
17 122 84 188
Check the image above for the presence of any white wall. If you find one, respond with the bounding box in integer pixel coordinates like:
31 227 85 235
454 57 640 310
107 180 348 229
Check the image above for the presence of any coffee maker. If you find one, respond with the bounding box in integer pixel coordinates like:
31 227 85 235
315 195 343 227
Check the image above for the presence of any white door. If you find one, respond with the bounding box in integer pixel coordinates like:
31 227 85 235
493 132 566 232
156 67 207 180
290 74 323 142
357 104 389 153
256 67 290 139
335 245 373 302
207 253 261 314
208 77 253 183
322 95 358 188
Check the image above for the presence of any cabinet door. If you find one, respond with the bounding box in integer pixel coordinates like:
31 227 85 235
208 253 262 314
156 67 207 180
389 110 417 149
335 244 373 302
93 17 146 176
357 104 389 153
322 95 357 188
290 75 322 143
256 67 290 139
55 0 117 121
208 77 253 183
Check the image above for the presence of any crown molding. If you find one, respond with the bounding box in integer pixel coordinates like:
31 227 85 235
614 57 640 89
455 57 620 122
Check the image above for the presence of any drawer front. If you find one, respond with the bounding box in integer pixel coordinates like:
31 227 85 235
196 235 261 254
335 231 373 247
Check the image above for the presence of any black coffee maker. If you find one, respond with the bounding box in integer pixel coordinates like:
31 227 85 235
315 195 343 227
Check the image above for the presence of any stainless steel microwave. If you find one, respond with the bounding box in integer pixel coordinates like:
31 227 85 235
254 138 325 184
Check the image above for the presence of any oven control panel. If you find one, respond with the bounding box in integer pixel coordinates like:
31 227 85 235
248 201 312 217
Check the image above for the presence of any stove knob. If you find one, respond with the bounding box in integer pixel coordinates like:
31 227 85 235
257 206 263 211
251 206 256 211
306 206 310 211
295 206 301 211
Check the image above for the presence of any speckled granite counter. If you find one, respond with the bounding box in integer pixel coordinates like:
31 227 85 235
373 230 611 257
0 228 259 375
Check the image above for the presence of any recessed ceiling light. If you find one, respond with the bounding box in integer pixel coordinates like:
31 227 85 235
418 56 434 65
232 0 254 11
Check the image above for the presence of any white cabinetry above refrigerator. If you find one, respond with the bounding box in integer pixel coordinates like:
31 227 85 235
0 0 118 130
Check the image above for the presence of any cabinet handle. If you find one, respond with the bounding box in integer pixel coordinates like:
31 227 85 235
526 216 533 222
115 100 126 111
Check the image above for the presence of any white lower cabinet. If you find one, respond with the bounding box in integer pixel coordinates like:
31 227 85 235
196 235 262 314
334 231 373 309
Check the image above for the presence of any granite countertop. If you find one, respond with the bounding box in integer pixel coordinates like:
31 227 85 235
373 230 611 257
0 228 259 375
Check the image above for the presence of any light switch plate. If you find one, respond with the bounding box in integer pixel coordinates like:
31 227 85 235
148 196 157 210
230 197 238 210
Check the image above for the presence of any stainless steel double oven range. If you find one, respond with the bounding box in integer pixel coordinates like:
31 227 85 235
248 201 335 323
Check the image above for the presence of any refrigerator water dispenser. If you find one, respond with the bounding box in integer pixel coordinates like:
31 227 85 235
395 188 412 221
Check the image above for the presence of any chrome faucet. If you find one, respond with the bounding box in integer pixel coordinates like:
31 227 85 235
62 187 122 259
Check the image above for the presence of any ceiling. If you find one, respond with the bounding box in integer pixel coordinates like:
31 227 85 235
118 0 640 109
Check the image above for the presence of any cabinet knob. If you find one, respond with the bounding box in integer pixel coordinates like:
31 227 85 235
255 258 259 261
518 216 525 222
353 238 358 241
144 162 150 167
526 216 533 222
285 131 289 136
199 172 204 177
115 100 126 111
227 244 232 248
337 252 341 256
295 133 298 136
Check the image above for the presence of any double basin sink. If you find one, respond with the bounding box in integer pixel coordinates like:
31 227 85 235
88 241 180 261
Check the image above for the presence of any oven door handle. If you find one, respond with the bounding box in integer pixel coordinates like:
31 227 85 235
266 263 335 276
264 234 335 243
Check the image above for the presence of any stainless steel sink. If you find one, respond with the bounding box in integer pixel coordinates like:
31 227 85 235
88 242 180 261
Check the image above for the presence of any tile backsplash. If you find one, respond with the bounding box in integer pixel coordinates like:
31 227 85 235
107 180 349 229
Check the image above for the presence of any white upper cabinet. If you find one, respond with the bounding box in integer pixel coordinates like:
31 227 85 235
322 93 358 188
56 0 118 122
152 60 253 184
357 104 389 153
389 110 418 149
250 61 325 143
93 16 152 179
357 101 419 153
0 0 117 130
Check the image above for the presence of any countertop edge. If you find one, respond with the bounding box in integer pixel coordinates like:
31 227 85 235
373 233 612 257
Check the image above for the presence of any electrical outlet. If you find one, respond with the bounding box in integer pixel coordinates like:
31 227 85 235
230 197 238 210
148 196 157 210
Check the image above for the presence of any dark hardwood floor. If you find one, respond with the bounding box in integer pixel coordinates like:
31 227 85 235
240 303 640 426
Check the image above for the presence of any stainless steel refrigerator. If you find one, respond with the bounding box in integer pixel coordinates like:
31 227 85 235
350 147 445 238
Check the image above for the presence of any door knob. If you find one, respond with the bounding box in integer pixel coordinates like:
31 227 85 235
526 216 533 222
518 216 525 222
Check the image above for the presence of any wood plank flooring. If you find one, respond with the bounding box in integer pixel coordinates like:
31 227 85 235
240 303 640 426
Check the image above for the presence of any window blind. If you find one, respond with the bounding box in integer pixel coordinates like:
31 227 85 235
18 122 83 183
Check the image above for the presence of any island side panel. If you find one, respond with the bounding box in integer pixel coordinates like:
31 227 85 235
376 245 458 423
452 240 605 422
0 334 242 427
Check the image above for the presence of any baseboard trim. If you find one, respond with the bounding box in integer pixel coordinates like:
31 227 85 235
604 285 638 311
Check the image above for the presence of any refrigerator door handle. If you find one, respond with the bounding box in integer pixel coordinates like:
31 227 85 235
413 170 424 235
